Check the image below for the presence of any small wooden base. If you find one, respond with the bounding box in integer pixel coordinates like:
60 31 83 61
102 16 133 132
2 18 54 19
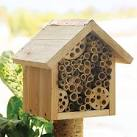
54 118 83 137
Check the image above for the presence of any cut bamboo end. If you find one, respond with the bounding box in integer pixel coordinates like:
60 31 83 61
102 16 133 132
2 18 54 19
54 119 83 137
79 105 86 111
69 92 78 102
91 54 98 62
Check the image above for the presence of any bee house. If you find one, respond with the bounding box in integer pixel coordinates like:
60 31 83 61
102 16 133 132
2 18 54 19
14 19 133 121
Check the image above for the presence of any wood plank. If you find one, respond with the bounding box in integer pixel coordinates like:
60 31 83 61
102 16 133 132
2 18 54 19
33 26 84 40
14 39 69 67
57 110 109 120
23 66 30 113
39 69 52 120
109 55 115 115
51 65 58 120
49 19 90 26
24 66 40 115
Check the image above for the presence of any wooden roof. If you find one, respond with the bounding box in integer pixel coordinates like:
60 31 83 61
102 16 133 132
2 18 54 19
14 19 133 69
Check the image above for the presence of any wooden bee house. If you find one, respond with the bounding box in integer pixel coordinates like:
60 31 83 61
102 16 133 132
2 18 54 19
14 19 133 121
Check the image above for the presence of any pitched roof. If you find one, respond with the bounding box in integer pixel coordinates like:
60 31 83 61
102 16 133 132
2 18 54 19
14 19 133 69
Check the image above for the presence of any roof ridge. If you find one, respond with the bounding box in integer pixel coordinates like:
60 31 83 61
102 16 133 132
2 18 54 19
48 19 90 26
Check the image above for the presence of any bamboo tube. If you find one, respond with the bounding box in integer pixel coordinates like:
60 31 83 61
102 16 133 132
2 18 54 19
59 64 65 72
66 65 73 74
79 43 86 50
90 46 98 53
78 64 84 73
80 54 84 60
81 74 87 81
102 46 109 53
85 96 90 103
77 96 83 105
97 47 103 53
73 63 79 69
91 40 97 46
74 77 81 85
69 102 74 110
106 68 112 75
101 67 107 72
73 70 79 76
101 54 107 61
58 89 69 112
106 60 112 66
64 60 70 66
84 60 91 66
60 72 67 80
84 88 91 96
84 67 91 75
86 33 92 42
103 80 110 88
79 105 86 111
91 54 98 62
95 80 102 86
54 119 83 137
85 103 91 110
107 52 113 58
63 83 69 91
86 82 90 88
87 74 94 82
69 92 78 102
75 47 81 54
96 39 103 48
76 85 83 94
83 52 90 59
100 61 106 68
98 72 106 81
77 58 82 64
69 84 76 92
71 60 76 66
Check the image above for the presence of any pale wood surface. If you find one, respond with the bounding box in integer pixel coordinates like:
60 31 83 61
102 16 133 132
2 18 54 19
23 66 40 115
58 110 109 120
109 55 115 115
14 19 133 68
23 66 30 113
23 66 52 120
34 25 84 39
49 19 90 26
51 64 59 120
39 69 52 119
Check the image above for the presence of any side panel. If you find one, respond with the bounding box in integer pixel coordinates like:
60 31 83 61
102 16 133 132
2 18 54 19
23 66 40 115
39 69 52 120
51 64 58 120
23 66 52 120
109 56 115 115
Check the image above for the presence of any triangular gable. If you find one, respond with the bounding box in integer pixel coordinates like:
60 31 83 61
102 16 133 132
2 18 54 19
47 20 133 68
14 19 133 69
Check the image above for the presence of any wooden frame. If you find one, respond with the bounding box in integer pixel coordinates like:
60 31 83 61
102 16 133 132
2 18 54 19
109 55 115 115
58 110 109 120
14 19 133 121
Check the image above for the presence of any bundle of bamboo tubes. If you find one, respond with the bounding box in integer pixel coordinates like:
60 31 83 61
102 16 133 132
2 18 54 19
58 32 113 112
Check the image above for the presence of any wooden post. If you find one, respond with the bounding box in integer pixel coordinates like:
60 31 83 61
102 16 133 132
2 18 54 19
54 118 83 137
